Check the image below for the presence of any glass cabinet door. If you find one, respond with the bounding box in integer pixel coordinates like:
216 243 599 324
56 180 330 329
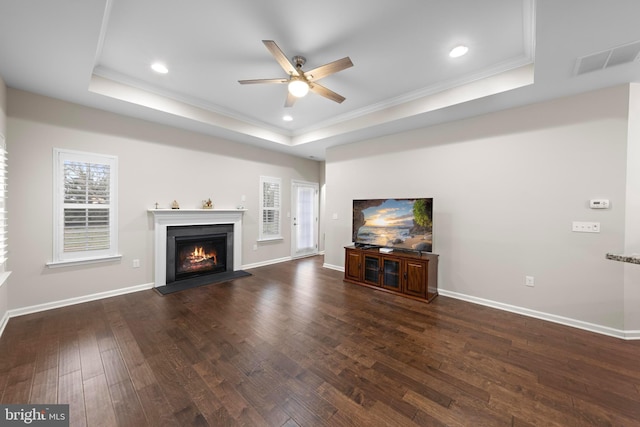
381 258 401 290
363 255 380 285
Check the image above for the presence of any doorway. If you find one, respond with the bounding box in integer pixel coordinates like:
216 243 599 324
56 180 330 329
291 180 319 258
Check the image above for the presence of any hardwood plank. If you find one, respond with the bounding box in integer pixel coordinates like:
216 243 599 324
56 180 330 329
100 348 129 386
58 370 86 427
78 329 105 381
135 383 182 427
108 379 148 427
58 335 82 377
29 366 58 403
1 362 34 403
192 360 261 422
83 373 117 427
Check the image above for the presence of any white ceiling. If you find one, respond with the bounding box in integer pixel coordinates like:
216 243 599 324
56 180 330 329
1 0 640 160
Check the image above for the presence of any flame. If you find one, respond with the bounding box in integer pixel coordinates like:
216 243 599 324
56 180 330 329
189 246 217 264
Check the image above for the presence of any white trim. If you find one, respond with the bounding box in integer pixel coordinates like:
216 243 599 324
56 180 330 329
438 289 639 340
149 209 246 287
291 180 319 259
0 310 9 338
242 256 292 270
46 254 122 268
8 282 154 319
323 263 344 272
625 330 640 340
259 176 282 241
52 148 119 262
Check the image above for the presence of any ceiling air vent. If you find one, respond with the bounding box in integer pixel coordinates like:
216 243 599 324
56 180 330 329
574 40 640 75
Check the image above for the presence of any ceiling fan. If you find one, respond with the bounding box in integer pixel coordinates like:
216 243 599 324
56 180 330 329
238 40 353 107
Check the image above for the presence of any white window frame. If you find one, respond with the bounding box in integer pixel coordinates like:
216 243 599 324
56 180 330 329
48 148 121 267
259 176 283 241
0 133 9 287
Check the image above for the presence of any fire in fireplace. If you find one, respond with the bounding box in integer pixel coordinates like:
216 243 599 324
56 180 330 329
175 236 226 280
166 224 234 286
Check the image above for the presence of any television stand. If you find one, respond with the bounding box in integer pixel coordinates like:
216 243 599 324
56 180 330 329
344 246 438 303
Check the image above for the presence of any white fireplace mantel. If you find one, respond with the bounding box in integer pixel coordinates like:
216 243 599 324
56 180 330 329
149 209 247 288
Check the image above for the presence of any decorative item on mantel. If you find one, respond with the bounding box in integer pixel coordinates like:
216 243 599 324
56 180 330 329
171 200 180 209
202 198 214 209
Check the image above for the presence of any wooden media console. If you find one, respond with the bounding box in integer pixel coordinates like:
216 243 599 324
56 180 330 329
344 246 438 303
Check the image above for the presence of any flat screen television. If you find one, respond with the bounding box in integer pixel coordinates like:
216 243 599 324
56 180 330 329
352 198 433 252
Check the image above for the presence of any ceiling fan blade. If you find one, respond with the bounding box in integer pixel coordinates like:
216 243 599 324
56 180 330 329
309 83 346 104
305 57 353 81
263 40 298 76
238 78 288 85
284 92 297 108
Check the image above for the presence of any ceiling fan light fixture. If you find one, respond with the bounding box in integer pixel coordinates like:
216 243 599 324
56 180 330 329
288 78 309 97
449 45 469 58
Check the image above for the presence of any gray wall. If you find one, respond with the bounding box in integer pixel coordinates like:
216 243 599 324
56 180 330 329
325 85 633 332
624 83 640 329
7 89 321 311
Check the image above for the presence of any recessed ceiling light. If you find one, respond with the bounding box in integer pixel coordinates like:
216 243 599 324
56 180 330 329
283 115 293 122
151 63 169 74
449 45 469 58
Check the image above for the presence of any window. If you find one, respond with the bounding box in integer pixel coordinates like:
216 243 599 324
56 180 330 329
259 176 282 241
50 149 120 266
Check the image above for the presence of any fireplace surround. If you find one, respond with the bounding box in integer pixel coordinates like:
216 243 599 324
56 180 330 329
149 209 246 289
166 223 233 286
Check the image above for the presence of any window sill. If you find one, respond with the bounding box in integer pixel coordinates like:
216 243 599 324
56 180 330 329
46 254 123 269
257 237 283 242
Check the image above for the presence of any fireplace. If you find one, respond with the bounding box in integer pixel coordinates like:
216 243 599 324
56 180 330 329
166 224 234 287
150 208 247 290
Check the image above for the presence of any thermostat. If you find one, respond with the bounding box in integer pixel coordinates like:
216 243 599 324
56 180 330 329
589 199 610 209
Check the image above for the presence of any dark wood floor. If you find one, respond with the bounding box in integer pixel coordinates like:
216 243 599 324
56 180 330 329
1 256 640 426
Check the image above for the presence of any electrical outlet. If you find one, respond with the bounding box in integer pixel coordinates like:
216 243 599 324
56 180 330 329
132 259 140 268
253 244 258 251
572 221 600 233
525 276 534 287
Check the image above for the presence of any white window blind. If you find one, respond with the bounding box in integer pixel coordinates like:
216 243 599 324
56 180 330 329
259 176 282 241
0 135 7 269
51 149 119 265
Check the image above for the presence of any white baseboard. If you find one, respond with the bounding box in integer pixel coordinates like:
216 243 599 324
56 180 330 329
323 263 344 272
242 256 292 270
439 289 639 340
8 282 155 319
624 330 640 339
0 310 9 339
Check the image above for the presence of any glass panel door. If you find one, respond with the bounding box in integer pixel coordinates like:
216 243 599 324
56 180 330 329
381 258 401 290
291 181 318 258
363 255 380 285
